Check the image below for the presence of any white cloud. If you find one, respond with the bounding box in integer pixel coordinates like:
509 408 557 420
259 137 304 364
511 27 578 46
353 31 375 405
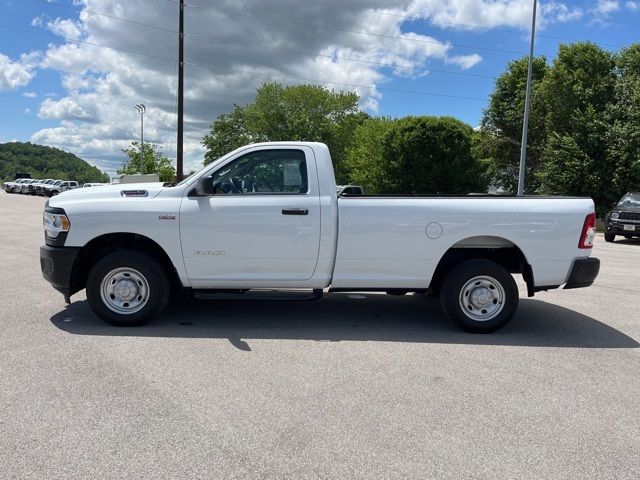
445 53 483 70
541 2 584 22
25 108 32 115
29 0 583 174
408 0 582 29
595 0 621 14
625 1 639 10
31 15 45 28
0 51 40 91
46 18 83 41
22 91 38 98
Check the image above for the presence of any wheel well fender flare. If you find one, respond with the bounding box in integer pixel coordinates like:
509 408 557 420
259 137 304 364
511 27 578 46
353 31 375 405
429 236 535 296
69 232 181 295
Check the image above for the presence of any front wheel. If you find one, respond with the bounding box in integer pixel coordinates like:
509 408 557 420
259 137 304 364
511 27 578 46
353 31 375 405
86 250 170 326
439 260 519 333
604 233 615 242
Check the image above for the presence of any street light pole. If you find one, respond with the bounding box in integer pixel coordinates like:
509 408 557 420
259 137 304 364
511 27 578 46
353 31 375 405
517 0 538 196
176 0 185 182
133 104 146 174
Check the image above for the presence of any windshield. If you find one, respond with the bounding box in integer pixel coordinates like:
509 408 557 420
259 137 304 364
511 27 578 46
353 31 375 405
617 194 640 208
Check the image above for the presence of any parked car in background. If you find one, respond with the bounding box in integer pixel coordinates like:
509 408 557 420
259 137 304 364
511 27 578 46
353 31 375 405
3 178 29 193
19 179 38 194
46 180 79 196
82 183 108 188
36 179 57 196
117 174 160 184
42 180 62 197
29 179 53 195
605 192 640 242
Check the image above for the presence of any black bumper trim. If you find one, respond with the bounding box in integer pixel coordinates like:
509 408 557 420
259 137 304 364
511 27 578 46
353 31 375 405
564 257 600 289
40 245 81 299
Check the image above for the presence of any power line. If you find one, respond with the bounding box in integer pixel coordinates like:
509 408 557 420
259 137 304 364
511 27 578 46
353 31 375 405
0 23 180 63
35 0 186 36
29 0 499 79
295 0 624 49
199 33 497 79
183 0 622 50
0 24 487 102
182 61 487 101
169 0 627 53
36 0 624 59
175 0 528 56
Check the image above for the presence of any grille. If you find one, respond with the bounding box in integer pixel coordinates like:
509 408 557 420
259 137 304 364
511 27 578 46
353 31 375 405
619 211 640 221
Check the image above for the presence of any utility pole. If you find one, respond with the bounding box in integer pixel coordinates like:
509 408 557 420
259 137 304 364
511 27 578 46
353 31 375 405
176 0 184 181
133 104 146 174
517 0 538 196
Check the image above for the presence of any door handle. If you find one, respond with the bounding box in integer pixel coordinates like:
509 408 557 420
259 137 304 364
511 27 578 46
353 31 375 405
282 208 309 215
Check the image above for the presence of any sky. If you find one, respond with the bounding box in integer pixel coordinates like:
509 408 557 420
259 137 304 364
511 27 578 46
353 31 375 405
0 0 638 176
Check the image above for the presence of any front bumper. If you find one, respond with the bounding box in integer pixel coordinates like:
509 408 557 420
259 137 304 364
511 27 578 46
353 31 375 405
564 257 600 289
605 221 640 235
40 245 81 301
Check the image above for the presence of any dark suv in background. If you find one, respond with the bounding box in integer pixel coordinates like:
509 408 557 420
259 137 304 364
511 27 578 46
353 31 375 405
605 192 640 242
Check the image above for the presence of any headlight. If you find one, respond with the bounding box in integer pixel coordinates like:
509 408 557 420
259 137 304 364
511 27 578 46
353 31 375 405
611 212 619 220
43 211 70 239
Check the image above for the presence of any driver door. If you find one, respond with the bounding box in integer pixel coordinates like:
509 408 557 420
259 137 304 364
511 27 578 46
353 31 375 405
179 146 321 287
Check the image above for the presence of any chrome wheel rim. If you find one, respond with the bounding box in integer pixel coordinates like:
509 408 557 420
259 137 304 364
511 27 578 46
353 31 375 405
458 275 505 322
100 267 150 315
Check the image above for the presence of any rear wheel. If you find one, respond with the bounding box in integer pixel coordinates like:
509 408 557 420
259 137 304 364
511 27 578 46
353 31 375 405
604 233 615 242
439 260 518 333
86 250 170 326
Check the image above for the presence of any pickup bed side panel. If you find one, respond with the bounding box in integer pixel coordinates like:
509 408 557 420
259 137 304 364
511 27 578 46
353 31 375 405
332 197 595 289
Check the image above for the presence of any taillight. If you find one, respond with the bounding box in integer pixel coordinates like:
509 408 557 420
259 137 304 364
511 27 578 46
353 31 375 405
579 212 596 249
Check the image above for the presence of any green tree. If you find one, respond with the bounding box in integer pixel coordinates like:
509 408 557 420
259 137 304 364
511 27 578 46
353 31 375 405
373 116 488 194
605 44 640 204
537 43 617 213
536 133 599 197
202 82 366 183
202 105 256 164
480 56 549 193
0 142 109 183
118 142 176 182
345 117 394 193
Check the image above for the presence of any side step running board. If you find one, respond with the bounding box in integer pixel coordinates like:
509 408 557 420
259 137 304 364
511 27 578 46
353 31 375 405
193 288 323 302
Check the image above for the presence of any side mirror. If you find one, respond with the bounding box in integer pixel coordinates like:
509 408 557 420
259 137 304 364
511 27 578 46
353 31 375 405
193 176 215 196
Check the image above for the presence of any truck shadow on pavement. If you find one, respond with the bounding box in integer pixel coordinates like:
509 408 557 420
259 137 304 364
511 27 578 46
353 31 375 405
613 238 640 245
50 293 639 350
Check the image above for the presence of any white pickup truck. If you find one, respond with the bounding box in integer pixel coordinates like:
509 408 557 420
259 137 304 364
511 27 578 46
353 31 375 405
40 142 600 332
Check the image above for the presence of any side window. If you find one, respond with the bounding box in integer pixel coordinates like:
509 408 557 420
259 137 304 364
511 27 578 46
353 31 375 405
211 149 308 194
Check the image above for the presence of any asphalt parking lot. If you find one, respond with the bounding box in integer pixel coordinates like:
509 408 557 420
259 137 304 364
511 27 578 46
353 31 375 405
1 191 639 479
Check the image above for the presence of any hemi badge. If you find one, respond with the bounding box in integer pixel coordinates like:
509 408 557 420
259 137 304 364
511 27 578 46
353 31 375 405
121 189 148 197
158 214 176 220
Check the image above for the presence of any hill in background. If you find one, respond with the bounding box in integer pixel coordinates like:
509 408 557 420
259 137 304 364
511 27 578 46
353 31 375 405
0 142 109 184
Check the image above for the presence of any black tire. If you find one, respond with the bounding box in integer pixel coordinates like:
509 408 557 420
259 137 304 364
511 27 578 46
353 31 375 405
86 250 170 326
439 259 519 333
604 233 615 243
